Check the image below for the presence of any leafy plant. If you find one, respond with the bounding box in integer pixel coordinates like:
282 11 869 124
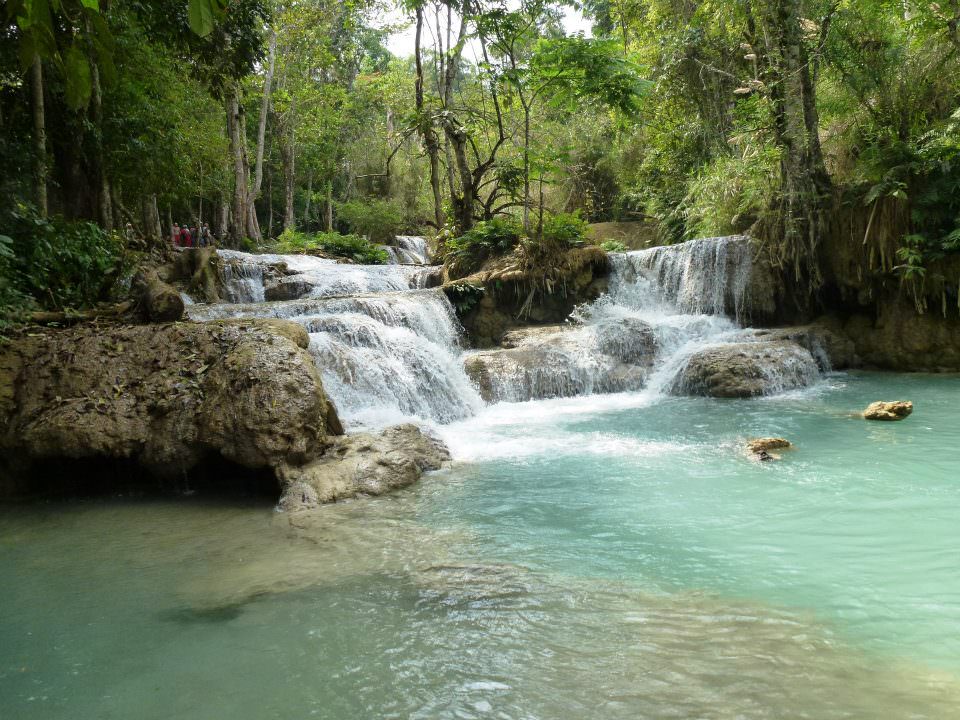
2 204 130 313
442 283 485 315
336 199 406 243
274 228 388 264
541 212 589 247
599 240 628 253
445 218 523 277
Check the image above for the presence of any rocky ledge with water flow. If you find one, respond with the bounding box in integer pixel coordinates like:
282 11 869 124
0 318 455 504
464 318 659 403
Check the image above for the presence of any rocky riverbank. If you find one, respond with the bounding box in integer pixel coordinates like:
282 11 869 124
0 318 449 506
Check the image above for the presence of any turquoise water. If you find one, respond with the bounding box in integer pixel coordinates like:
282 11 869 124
2 372 960 719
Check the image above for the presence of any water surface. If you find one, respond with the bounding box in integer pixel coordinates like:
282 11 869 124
2 372 959 719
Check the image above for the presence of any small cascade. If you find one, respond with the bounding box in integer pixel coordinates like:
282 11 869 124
188 289 483 426
215 249 433 303
380 236 432 265
611 235 752 322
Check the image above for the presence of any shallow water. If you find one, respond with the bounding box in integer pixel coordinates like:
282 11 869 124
2 372 960 719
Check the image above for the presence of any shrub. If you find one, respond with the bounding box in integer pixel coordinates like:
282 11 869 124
336 199 406 243
541 212 588 247
1 204 130 318
599 239 628 253
0 234 31 331
274 228 388 264
445 217 523 276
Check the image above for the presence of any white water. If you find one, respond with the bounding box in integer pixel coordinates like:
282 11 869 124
380 235 432 265
215 248 433 304
191 237 809 430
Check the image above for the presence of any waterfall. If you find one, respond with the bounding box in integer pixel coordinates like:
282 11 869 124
188 236 812 430
610 235 752 322
215 249 434 304
379 236 432 265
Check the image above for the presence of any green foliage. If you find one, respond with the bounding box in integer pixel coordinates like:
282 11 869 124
0 234 32 331
682 147 780 238
541 212 588 247
273 228 388 264
1 204 130 314
599 240 627 253
335 199 406 243
443 283 485 315
446 218 524 276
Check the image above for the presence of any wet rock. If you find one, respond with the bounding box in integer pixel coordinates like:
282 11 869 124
0 320 341 495
753 321 859 371
464 319 657 402
264 276 315 302
746 437 792 453
863 401 913 421
278 424 450 508
674 341 820 398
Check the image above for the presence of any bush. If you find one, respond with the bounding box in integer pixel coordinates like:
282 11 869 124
1 204 130 324
541 212 588 247
336 199 406 243
599 239 628 253
445 217 523 276
274 228 388 264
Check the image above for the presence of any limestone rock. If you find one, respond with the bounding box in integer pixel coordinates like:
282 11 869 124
465 319 657 402
0 320 341 495
674 341 820 398
278 424 450 508
753 321 859 371
746 437 792 453
863 401 913 421
265 276 315 302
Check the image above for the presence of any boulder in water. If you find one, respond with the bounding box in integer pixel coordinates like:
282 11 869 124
278 424 450 508
746 437 792 454
674 341 820 398
753 322 859 371
863 401 913 421
264 276 315 301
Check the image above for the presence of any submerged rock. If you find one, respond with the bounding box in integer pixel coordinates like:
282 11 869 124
863 401 913 421
278 424 450 508
0 320 341 495
674 341 820 398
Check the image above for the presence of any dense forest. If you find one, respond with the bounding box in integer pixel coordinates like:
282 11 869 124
2 0 960 324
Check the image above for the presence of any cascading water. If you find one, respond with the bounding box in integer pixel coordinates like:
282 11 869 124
464 238 752 404
380 236 432 265
190 236 812 429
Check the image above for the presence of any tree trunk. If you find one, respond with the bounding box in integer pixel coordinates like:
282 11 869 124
226 83 253 244
90 59 113 231
522 102 531 235
281 108 296 231
415 7 445 230
31 54 48 217
141 194 162 243
325 180 333 232
252 30 276 203
303 172 312 225
755 0 833 294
